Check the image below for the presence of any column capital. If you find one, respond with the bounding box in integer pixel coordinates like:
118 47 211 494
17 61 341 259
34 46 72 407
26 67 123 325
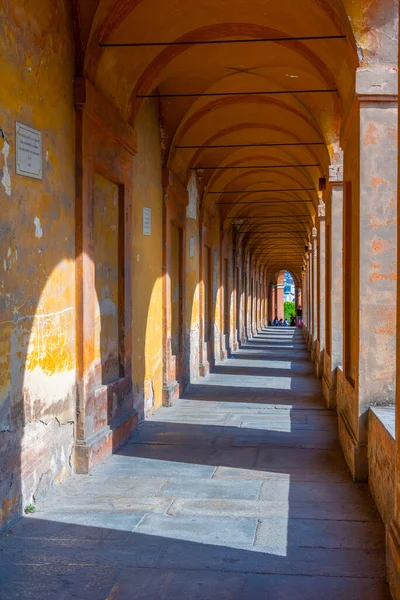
356 67 398 99
317 203 326 219
328 164 343 183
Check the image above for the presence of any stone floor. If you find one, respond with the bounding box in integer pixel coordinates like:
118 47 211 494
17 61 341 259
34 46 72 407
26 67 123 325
0 328 390 599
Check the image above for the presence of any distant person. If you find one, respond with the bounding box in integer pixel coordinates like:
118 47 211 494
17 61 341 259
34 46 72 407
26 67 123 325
272 316 279 326
296 305 303 328
283 318 289 327
278 318 283 326
290 315 296 327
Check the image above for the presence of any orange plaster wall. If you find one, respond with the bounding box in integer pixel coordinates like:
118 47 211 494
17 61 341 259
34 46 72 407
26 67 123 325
93 173 120 384
0 0 76 526
131 100 163 415
341 107 360 441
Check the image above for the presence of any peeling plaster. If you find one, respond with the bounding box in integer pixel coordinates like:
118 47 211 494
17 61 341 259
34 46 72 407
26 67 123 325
34 216 43 238
1 139 11 196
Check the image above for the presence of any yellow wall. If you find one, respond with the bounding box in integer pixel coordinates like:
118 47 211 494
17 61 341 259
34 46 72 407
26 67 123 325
132 100 163 414
0 0 75 525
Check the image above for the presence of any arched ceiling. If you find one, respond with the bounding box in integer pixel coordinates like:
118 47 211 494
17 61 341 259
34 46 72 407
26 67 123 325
72 0 365 282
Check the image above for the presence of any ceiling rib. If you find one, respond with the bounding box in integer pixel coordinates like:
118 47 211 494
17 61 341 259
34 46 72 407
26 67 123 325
217 200 313 204
225 214 311 219
176 142 324 149
138 89 337 98
99 35 346 48
193 164 319 169
209 188 315 194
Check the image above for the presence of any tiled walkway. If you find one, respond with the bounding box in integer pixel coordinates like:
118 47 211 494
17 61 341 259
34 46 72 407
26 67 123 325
0 328 389 599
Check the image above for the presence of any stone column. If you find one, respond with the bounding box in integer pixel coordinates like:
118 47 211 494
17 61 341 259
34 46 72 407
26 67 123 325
310 228 318 357
384 67 400 598
295 287 302 309
322 169 344 408
339 73 397 481
276 283 284 320
232 246 240 352
162 172 187 406
315 205 326 378
74 78 136 473
268 283 276 323
303 256 309 334
306 243 313 346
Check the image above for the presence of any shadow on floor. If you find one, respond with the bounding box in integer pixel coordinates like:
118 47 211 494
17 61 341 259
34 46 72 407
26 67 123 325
0 329 389 599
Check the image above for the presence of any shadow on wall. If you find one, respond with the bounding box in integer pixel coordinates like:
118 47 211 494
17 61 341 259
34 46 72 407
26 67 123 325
0 244 208 531
0 83 202 532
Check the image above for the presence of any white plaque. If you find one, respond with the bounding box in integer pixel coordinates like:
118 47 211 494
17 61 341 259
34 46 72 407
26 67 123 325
142 207 151 235
15 122 42 180
189 236 195 258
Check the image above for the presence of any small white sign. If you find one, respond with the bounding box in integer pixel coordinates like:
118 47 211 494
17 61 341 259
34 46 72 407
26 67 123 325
142 207 151 235
15 122 42 180
189 236 195 258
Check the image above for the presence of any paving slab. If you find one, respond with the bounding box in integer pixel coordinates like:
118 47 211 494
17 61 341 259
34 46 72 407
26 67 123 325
108 567 245 600
0 328 388 599
254 517 385 550
136 514 258 547
158 541 387 578
242 573 390 600
0 564 122 600
159 478 262 500
167 498 380 521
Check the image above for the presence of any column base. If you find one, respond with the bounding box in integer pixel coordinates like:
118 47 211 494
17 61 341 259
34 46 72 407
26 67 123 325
387 521 400 599
199 361 210 377
75 410 138 474
313 342 322 378
322 371 337 409
162 381 180 407
338 411 368 481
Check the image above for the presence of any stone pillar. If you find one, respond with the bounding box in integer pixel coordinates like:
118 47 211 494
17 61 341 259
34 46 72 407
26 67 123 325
74 78 137 472
251 271 257 336
232 247 240 352
322 169 344 408
240 255 247 344
295 287 302 309
245 259 252 339
303 256 309 334
306 243 313 346
162 172 187 406
339 73 397 481
310 228 318 357
315 205 326 378
276 283 284 320
385 67 400 598
268 284 276 323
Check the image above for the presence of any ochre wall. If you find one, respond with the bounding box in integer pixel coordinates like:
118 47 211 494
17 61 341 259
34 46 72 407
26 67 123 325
93 173 120 385
131 100 163 415
0 0 75 525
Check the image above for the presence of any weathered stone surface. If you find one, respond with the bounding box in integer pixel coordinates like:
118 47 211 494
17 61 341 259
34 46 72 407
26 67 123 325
136 514 258 547
0 329 388 599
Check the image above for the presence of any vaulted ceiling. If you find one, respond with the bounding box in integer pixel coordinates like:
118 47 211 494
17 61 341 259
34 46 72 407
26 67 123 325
72 0 367 281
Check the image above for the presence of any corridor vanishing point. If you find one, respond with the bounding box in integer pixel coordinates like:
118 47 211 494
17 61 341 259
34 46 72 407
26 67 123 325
0 1 400 598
